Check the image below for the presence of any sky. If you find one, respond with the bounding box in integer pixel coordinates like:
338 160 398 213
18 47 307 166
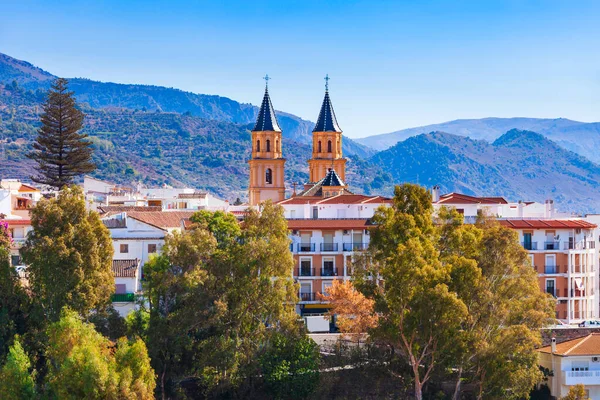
1 0 599 138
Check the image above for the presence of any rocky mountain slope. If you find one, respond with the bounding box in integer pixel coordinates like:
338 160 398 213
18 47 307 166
358 117 600 164
370 129 600 213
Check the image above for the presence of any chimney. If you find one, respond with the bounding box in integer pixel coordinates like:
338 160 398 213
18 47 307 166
518 200 524 218
545 199 555 218
551 337 557 353
431 185 440 202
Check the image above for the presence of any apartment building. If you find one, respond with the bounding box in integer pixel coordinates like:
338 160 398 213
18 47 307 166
432 189 598 324
539 334 600 398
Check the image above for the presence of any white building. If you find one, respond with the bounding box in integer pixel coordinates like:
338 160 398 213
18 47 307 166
539 334 600 398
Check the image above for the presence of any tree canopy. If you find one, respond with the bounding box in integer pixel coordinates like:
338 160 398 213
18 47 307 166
22 185 114 320
28 78 95 188
329 183 554 400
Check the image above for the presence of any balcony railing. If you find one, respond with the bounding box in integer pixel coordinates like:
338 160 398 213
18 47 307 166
544 241 560 250
564 370 600 386
320 243 339 252
297 243 316 252
321 267 338 277
111 293 135 302
295 268 314 277
546 289 556 298
300 292 315 302
521 241 538 250
544 265 558 274
343 242 368 251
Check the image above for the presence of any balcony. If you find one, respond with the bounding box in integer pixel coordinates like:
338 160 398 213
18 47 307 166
300 292 315 302
111 293 135 302
521 241 538 250
295 267 314 277
11 238 26 248
320 243 339 252
321 267 338 277
544 241 560 250
343 242 368 251
544 265 558 274
297 243 316 253
563 370 600 386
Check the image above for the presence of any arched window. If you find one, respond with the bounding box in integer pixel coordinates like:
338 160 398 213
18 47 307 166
276 140 279 152
327 140 332 153
318 141 322 153
266 168 273 184
256 140 261 152
266 139 271 152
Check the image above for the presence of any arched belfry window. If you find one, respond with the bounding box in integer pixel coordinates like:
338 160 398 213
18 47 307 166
276 140 280 152
266 139 271 152
327 140 332 153
256 140 261 152
318 141 322 153
266 168 273 184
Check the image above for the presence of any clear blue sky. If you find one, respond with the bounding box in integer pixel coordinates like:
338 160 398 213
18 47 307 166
1 0 599 138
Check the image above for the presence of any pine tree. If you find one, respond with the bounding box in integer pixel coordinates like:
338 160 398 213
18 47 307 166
28 78 95 188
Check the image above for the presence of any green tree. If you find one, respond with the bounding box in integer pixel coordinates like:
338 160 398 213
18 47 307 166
347 184 553 400
28 78 95 188
21 186 114 320
561 384 590 400
45 309 155 399
260 332 320 400
144 201 298 397
0 221 30 359
0 337 36 400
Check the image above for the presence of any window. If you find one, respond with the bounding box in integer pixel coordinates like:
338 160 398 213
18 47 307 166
300 258 312 276
276 140 279 152
290 210 296 218
571 361 590 371
10 255 21 266
327 140 332 153
300 283 312 301
523 232 533 250
318 141 322 152
322 281 333 295
312 206 318 219
266 139 271 152
148 244 157 253
266 168 273 184
256 140 260 152
322 257 335 276
120 244 129 253
115 284 127 294
546 279 555 297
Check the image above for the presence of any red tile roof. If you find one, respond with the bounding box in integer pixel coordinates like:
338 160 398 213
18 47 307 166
539 334 600 356
18 184 39 192
287 218 373 230
0 219 31 226
98 206 162 215
498 219 596 229
127 211 196 230
112 259 139 278
436 193 508 205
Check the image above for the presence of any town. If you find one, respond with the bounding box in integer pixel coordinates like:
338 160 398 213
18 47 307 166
2 76 599 399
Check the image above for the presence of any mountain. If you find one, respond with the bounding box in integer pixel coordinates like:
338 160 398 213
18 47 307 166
0 53 373 159
369 129 600 213
357 117 600 163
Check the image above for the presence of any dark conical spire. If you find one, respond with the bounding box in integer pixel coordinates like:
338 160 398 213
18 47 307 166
313 82 341 133
253 80 281 132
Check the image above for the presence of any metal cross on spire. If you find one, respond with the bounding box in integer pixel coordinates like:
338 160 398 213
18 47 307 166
263 74 270 89
324 74 330 91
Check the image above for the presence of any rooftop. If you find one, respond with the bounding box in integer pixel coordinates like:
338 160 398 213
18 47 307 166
127 211 196 230
313 90 341 132
287 218 373 230
252 87 281 132
112 259 139 278
436 192 508 205
539 334 600 356
498 219 596 229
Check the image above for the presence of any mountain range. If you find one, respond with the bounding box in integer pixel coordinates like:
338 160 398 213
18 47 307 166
2 52 600 213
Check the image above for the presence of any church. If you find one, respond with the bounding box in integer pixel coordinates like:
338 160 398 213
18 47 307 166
247 77 392 318
248 77 352 205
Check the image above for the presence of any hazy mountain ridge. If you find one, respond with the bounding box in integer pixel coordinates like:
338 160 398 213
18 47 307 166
370 129 600 213
358 117 600 163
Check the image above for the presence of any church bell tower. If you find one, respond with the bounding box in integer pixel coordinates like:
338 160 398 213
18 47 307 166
248 76 286 205
308 75 346 183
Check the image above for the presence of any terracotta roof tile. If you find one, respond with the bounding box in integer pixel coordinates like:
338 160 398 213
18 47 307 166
436 193 508 205
498 219 597 229
127 211 196 230
539 334 600 356
112 259 139 278
287 218 373 230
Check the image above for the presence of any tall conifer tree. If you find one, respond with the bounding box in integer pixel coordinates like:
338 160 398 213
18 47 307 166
28 78 95 188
